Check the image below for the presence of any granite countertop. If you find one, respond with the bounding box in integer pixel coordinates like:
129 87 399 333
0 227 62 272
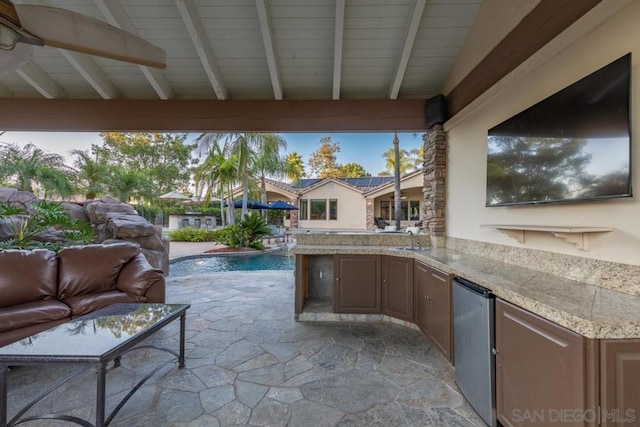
292 245 640 339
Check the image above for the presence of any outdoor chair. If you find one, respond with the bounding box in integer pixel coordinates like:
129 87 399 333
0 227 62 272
374 217 389 229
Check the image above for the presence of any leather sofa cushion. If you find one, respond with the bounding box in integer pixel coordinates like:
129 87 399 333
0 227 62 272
0 300 71 332
58 242 140 300
64 290 143 316
116 254 164 297
0 249 58 308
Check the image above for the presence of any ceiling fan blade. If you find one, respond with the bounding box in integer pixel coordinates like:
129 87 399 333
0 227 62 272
15 4 166 69
0 42 32 76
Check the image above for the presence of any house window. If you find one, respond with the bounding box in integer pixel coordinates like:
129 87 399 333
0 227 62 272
391 201 409 221
310 199 326 220
410 200 420 221
300 199 308 220
329 199 338 220
380 201 390 220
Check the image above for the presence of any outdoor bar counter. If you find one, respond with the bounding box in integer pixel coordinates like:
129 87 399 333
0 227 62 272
292 235 640 340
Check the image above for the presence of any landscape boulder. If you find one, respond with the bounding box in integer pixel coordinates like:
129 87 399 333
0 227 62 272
0 188 37 209
61 202 89 222
106 213 156 238
85 197 137 224
0 189 169 275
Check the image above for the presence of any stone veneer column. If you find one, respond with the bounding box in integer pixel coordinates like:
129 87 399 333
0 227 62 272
289 198 299 228
365 198 375 230
422 124 446 246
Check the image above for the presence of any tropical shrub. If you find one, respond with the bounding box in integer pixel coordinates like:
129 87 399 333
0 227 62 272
239 213 271 246
212 223 248 248
168 227 217 242
0 200 93 251
168 213 272 250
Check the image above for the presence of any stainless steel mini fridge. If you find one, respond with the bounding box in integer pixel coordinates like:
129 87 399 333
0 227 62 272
453 277 496 427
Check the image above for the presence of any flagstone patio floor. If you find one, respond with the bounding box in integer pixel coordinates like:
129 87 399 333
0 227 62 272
5 270 485 426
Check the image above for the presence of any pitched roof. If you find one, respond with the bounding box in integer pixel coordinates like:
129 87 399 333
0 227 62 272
292 177 394 192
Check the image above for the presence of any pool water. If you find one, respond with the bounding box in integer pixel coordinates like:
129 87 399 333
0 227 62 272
169 252 294 276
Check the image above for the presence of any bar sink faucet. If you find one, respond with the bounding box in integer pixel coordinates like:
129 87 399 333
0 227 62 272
407 230 422 250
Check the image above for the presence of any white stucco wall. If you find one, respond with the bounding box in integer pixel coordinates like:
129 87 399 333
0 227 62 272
446 1 640 265
298 182 366 229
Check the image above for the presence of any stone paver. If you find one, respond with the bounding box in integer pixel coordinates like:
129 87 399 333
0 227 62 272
5 270 485 426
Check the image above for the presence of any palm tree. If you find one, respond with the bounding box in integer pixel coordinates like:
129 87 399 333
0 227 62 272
193 142 238 226
408 146 425 171
382 146 412 175
284 151 305 183
253 134 287 207
0 143 74 198
108 167 153 203
393 133 402 230
196 132 286 220
70 149 110 199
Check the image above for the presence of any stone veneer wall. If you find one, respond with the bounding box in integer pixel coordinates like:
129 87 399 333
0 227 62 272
447 236 640 296
422 124 447 246
365 198 375 230
289 198 299 228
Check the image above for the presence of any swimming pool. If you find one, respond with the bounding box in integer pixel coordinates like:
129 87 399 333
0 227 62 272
168 252 294 276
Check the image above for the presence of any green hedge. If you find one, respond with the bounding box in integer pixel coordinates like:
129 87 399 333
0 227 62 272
168 227 218 242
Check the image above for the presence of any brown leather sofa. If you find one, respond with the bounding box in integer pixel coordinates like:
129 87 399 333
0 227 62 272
0 242 165 347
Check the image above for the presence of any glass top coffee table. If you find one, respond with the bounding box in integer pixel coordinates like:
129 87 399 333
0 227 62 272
0 303 190 427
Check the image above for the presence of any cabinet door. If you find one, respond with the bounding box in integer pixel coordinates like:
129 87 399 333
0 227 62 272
294 255 307 314
427 267 452 362
333 255 381 313
413 262 452 362
496 299 588 427
381 256 413 321
600 339 640 427
414 262 430 331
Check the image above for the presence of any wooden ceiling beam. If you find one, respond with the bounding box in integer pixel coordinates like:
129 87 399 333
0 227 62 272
59 50 119 99
332 0 345 100
388 0 426 100
0 83 12 98
446 0 602 118
15 63 66 98
94 0 175 100
175 0 228 100
255 0 283 100
0 99 427 132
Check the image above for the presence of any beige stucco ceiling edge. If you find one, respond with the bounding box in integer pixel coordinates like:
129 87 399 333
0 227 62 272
443 0 633 133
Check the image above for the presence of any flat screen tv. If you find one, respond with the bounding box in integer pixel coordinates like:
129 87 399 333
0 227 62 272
486 53 632 207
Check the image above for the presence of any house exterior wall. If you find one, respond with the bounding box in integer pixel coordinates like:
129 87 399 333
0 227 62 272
446 1 640 265
368 173 425 230
298 183 366 229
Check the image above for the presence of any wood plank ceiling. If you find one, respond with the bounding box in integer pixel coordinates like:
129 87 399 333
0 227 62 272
0 0 482 102
0 0 609 131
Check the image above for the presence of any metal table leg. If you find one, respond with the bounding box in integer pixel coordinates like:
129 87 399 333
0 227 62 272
179 312 186 368
95 363 107 427
0 365 7 427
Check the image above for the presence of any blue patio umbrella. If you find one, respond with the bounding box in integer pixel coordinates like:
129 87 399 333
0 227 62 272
268 200 298 210
225 199 271 209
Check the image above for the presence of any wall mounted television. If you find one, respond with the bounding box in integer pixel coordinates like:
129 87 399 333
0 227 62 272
486 53 632 207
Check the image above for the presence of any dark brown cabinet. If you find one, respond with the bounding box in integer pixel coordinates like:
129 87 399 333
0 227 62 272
495 299 598 427
381 256 413 321
600 339 640 427
414 261 452 362
333 255 381 313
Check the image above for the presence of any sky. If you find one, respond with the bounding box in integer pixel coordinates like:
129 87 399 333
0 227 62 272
0 131 422 177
